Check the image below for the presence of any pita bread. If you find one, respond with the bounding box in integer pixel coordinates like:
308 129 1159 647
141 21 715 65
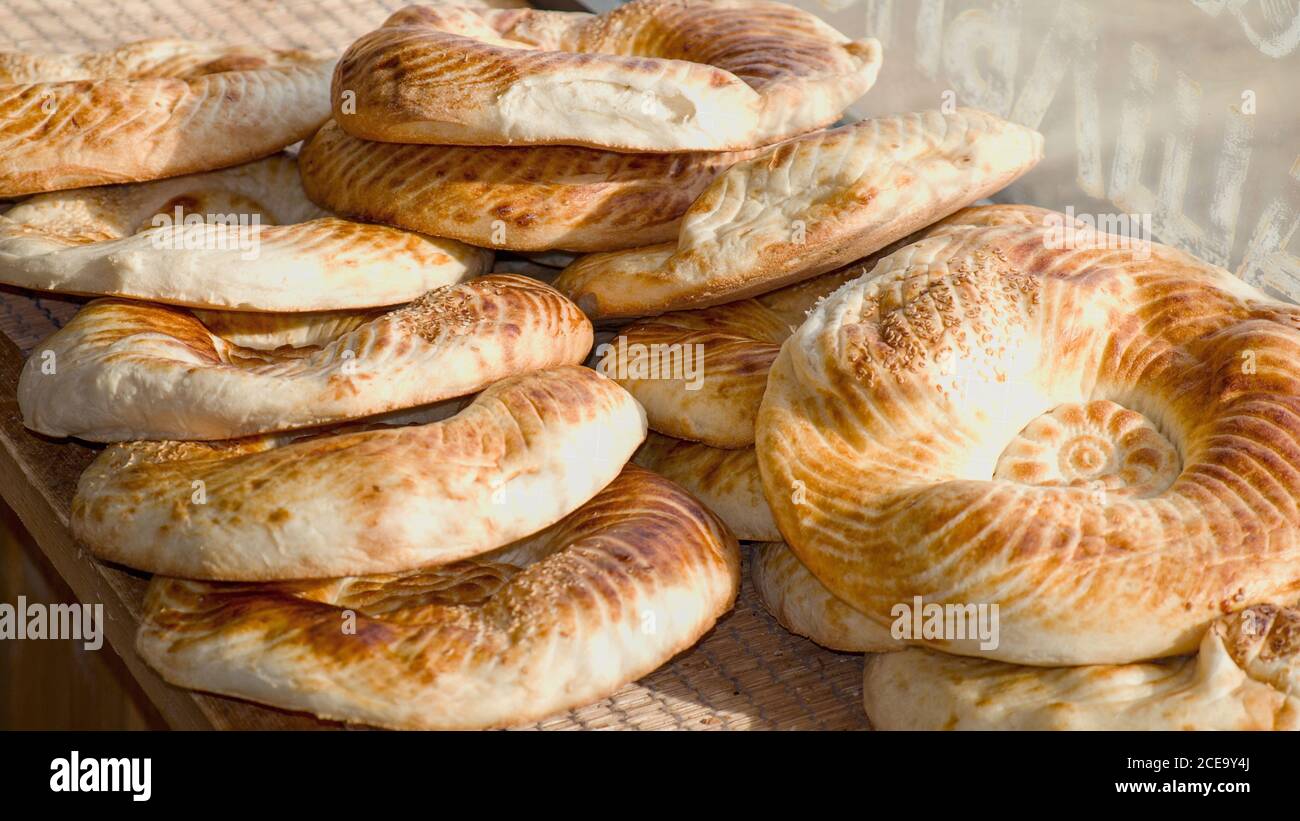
72 366 647 580
333 0 880 152
553 109 1044 320
758 215 1300 665
136 465 739 729
299 119 753 253
0 154 490 310
21 275 590 442
0 39 333 196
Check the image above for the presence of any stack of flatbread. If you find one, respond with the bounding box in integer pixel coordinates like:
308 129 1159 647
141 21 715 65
8 0 1289 732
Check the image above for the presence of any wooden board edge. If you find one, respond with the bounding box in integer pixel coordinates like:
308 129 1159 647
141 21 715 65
0 334 218 729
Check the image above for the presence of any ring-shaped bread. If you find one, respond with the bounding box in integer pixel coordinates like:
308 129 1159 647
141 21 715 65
332 0 881 152
20 275 590 442
553 109 1043 320
72 366 647 580
757 216 1300 665
299 119 753 253
135 465 739 730
863 604 1300 730
0 39 333 196
0 154 490 311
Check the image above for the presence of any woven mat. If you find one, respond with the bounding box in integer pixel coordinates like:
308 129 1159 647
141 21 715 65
0 0 871 730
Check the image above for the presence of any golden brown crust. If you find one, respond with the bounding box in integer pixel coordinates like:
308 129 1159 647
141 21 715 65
0 40 333 196
606 205 1058 447
0 154 491 311
553 109 1045 320
605 299 787 448
750 541 898 653
758 214 1300 665
136 465 741 729
632 432 777 541
71 365 649 580
20 275 591 441
332 0 880 152
299 119 752 252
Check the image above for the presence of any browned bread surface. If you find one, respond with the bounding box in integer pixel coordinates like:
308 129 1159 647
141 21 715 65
332 0 880 152
759 216 1300 665
299 119 754 252
0 39 333 196
137 465 741 729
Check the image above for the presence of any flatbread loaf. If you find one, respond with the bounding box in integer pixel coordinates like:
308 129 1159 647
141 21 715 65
20 275 588 441
0 154 490 310
333 0 880 152
0 39 333 196
72 366 647 580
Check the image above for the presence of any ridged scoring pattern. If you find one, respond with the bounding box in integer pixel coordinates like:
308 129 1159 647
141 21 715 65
758 215 1300 665
607 299 790 447
607 205 1061 447
0 40 333 196
992 399 1182 497
135 465 740 729
72 366 648 580
632 432 777 541
332 0 880 151
0 154 490 310
299 119 751 252
554 109 1045 319
864 604 1300 730
20 275 591 442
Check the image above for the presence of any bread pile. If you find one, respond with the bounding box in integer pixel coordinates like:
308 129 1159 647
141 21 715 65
5 0 1296 731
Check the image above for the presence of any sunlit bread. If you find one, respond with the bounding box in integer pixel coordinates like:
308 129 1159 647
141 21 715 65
0 39 333 196
137 465 740 729
758 216 1300 665
332 0 880 152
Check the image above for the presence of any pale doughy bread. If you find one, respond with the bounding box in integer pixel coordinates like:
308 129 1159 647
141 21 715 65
73 366 647 580
751 542 896 653
605 205 1056 447
299 119 752 252
136 465 739 730
0 154 490 310
20 275 590 442
864 604 1300 730
632 432 777 541
333 0 880 152
554 109 1044 320
0 39 333 196
757 215 1300 665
